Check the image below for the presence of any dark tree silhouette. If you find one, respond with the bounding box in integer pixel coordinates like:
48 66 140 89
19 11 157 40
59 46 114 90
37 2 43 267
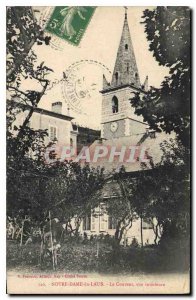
131 7 190 148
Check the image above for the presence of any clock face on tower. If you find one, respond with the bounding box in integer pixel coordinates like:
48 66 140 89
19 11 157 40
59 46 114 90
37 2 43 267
110 121 118 133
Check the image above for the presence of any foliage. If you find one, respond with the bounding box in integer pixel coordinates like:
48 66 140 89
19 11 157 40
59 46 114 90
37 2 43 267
131 7 190 148
43 162 105 227
6 7 51 224
7 159 105 225
7 6 53 161
6 7 106 231
7 6 51 82
130 138 190 245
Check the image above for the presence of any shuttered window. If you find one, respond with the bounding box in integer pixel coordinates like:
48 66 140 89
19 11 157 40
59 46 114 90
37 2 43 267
100 215 106 231
91 216 96 231
49 126 57 141
83 215 91 230
108 216 117 230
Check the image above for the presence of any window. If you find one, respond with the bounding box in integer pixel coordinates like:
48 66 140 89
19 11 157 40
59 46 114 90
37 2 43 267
70 138 73 146
127 63 129 73
115 72 119 85
142 218 153 230
49 125 57 141
108 216 117 230
112 96 119 113
125 44 128 50
100 215 106 231
135 72 138 80
83 215 91 230
91 216 96 231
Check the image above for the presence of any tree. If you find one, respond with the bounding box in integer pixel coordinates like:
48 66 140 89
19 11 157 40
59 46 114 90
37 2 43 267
7 6 53 160
102 167 138 246
7 7 51 81
131 7 190 148
129 7 190 253
6 8 106 238
6 6 53 225
130 138 190 246
43 162 105 235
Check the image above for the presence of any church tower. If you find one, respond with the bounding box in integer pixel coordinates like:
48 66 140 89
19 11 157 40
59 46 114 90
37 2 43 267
100 8 147 140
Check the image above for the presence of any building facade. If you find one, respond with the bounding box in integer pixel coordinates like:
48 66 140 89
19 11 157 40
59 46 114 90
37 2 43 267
13 101 78 152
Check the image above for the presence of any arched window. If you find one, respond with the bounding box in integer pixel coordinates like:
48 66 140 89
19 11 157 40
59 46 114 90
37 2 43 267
112 96 118 113
125 44 128 50
135 72 138 79
70 138 73 147
115 72 119 85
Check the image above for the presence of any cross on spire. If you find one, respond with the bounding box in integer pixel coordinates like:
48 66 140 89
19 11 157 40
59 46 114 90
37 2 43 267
124 6 128 19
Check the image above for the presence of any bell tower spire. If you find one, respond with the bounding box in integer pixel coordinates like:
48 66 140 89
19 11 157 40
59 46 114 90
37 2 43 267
111 7 141 88
100 8 146 140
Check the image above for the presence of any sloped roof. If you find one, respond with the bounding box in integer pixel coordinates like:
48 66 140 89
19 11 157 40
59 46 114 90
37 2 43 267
88 131 176 174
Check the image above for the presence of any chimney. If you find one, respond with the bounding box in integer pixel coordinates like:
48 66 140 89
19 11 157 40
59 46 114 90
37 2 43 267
149 129 156 139
52 101 62 114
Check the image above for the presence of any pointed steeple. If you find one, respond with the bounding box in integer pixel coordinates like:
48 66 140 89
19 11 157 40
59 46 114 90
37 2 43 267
111 8 141 88
103 74 110 89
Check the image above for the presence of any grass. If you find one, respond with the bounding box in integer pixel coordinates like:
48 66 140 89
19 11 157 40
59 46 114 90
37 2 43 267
7 238 189 274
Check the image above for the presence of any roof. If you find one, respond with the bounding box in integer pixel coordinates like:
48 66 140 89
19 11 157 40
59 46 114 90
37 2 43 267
9 100 74 121
88 131 176 174
33 106 74 121
100 83 146 95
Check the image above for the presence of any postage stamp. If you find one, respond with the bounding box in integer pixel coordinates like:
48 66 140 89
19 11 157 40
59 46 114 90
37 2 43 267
45 6 96 46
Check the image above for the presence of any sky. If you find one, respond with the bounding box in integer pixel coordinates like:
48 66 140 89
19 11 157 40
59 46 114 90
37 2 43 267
23 6 169 129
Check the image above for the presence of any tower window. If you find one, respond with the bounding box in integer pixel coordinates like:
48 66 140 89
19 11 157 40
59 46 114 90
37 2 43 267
127 63 129 73
135 72 138 79
112 96 118 113
125 44 128 50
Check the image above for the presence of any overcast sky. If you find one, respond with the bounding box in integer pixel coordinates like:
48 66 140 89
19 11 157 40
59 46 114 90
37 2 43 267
26 6 169 129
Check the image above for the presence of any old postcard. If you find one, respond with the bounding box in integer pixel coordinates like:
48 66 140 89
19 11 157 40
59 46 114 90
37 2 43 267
6 6 190 294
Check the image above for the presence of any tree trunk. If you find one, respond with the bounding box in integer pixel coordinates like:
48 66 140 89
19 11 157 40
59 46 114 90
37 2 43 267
74 217 81 236
114 221 122 247
20 221 24 246
49 211 55 270
154 224 159 245
123 230 128 247
140 216 143 247
114 217 132 246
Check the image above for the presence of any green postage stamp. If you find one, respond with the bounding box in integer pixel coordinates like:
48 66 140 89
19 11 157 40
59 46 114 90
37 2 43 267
45 6 96 46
